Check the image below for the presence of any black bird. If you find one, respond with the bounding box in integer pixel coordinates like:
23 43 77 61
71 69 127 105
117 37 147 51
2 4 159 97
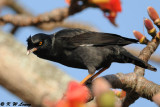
26 28 157 84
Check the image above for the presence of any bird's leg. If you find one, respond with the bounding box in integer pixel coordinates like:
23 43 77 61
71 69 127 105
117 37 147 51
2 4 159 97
80 74 94 85
80 65 111 85
80 66 96 85
90 67 109 81
79 67 108 85
87 64 111 83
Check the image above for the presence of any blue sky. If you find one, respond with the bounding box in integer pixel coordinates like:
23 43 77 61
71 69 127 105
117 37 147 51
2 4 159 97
0 0 160 107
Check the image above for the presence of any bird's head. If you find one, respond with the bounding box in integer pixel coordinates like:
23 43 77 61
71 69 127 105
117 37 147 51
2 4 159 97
26 33 52 56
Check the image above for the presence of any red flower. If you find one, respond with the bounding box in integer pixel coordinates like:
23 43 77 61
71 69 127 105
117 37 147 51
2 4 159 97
89 0 121 12
65 0 122 26
56 100 69 107
89 0 122 26
56 81 89 107
65 0 70 5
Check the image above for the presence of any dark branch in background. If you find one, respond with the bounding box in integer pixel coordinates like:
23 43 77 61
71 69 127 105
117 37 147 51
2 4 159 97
0 8 68 26
1 0 95 32
0 2 96 32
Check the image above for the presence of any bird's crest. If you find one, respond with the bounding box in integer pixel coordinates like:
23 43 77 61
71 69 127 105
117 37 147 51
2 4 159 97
27 35 32 43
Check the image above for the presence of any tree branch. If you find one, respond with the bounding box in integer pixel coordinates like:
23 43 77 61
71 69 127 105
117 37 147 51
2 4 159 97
134 36 159 76
0 6 97 32
87 72 160 106
103 73 160 106
0 7 69 26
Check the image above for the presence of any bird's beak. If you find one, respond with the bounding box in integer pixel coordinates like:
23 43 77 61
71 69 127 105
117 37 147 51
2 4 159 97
26 48 37 55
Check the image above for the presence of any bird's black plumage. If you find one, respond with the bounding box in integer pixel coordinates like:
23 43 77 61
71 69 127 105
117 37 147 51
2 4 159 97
27 28 157 74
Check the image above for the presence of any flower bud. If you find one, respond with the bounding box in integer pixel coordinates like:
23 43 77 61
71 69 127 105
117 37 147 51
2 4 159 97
154 18 160 28
147 7 159 22
144 18 156 37
133 30 149 44
156 31 160 39
113 89 126 99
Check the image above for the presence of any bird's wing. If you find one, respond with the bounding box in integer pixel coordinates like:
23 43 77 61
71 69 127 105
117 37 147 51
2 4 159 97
55 29 138 49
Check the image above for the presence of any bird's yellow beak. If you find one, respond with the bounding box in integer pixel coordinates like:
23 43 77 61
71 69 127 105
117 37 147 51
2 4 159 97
26 48 37 55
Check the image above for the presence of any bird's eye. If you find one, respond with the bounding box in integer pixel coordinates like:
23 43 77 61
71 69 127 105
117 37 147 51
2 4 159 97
39 42 43 46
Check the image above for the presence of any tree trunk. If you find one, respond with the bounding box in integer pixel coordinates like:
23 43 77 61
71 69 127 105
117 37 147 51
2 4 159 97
0 31 73 107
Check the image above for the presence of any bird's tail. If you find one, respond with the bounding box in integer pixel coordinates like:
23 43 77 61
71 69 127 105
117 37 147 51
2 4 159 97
115 48 157 72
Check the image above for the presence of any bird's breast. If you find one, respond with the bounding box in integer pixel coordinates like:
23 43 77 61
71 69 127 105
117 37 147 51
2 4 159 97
49 50 87 69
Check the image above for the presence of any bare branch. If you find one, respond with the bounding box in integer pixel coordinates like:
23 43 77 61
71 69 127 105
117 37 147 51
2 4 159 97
0 6 97 31
104 73 160 104
87 72 160 106
134 36 159 76
0 7 69 26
